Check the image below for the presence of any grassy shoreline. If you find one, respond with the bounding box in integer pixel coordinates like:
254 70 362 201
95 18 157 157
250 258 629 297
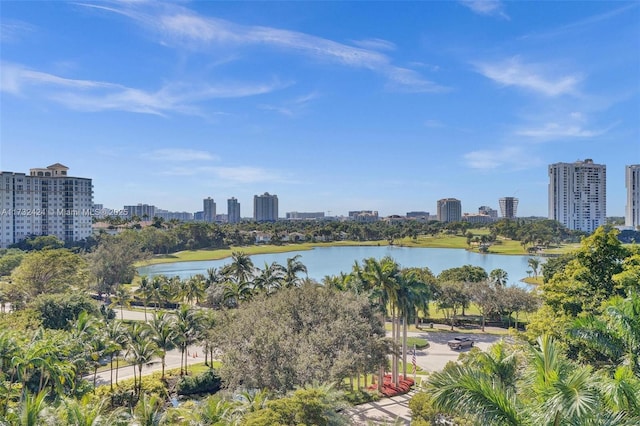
138 236 577 267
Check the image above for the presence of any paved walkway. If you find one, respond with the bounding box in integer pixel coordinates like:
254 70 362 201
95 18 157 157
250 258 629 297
346 391 415 425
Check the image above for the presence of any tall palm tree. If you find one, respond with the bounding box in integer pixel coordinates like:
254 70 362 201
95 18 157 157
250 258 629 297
126 337 157 397
148 311 178 380
110 285 133 321
136 275 153 322
282 254 308 288
105 320 127 389
174 305 201 376
362 256 400 388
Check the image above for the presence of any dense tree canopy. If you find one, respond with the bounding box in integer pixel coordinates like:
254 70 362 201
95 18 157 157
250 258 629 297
217 283 387 393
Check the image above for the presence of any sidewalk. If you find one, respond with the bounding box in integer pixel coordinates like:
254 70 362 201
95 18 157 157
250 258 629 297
345 391 415 425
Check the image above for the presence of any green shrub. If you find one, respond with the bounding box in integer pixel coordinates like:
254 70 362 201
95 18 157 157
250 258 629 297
30 293 99 329
176 369 221 395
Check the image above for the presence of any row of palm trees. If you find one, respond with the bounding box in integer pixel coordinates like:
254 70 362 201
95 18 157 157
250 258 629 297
322 256 432 390
108 252 311 317
0 305 210 420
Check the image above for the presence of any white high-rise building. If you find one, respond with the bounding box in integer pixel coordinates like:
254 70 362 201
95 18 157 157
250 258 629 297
548 159 606 233
253 192 278 222
626 164 640 228
0 163 93 248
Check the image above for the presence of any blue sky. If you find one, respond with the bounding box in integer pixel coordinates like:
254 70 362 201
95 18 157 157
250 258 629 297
1 1 638 218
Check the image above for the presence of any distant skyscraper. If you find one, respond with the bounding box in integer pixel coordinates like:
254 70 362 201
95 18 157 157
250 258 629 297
548 159 606 233
626 164 640 228
498 197 519 219
227 197 241 224
253 192 278 222
203 197 216 223
437 198 462 223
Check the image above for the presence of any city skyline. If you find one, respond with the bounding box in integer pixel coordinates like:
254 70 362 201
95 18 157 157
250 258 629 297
1 2 639 217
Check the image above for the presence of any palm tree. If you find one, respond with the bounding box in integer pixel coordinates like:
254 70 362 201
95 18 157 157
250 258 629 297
174 305 201 376
425 335 640 425
11 390 49 426
282 254 308 288
362 256 400 388
527 258 541 279
148 311 178 380
222 281 254 307
489 268 509 287
127 337 158 397
133 393 165 426
136 275 153 322
224 251 255 284
126 322 153 396
571 293 640 376
110 285 133 320
397 269 431 379
182 274 206 306
253 262 284 294
105 320 127 389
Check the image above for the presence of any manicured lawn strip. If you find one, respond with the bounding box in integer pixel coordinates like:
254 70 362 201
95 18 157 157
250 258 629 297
406 337 429 349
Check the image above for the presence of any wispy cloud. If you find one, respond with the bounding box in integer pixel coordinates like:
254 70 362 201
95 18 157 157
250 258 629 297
515 121 616 140
82 2 446 93
1 62 285 115
0 20 36 43
464 145 540 170
351 38 396 51
460 0 509 19
258 91 320 117
520 3 639 40
474 56 581 97
146 149 218 162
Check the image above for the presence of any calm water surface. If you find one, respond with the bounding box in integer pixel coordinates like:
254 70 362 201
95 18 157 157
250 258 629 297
138 246 538 286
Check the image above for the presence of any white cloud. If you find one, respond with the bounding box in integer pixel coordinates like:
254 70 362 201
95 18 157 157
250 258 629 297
351 38 396 51
1 62 285 115
460 0 509 19
83 2 446 93
464 146 540 170
474 57 581 97
147 149 218 162
515 122 614 139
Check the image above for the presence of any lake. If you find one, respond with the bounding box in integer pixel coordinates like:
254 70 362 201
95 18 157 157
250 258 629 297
138 246 539 287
